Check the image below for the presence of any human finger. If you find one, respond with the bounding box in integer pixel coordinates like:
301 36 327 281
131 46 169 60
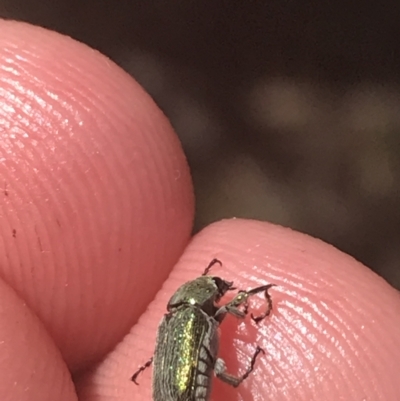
0 19 194 372
0 278 77 400
76 218 400 401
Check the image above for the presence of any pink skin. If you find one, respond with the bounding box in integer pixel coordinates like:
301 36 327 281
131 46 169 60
0 20 399 401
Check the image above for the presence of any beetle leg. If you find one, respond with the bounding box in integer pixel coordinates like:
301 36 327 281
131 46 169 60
214 291 249 321
215 284 276 322
250 284 276 323
214 346 264 387
131 357 153 384
202 258 222 275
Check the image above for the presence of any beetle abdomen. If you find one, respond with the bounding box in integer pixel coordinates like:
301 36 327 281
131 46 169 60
152 305 219 401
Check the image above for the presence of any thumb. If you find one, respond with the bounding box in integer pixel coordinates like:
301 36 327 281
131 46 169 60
76 219 400 401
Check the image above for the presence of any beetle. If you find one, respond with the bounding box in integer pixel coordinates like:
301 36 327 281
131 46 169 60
131 258 276 401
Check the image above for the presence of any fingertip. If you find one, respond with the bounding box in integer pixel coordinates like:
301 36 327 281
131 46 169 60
0 19 194 370
185 219 400 400
124 219 400 400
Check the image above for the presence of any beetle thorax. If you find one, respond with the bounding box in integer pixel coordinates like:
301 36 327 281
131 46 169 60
167 276 231 315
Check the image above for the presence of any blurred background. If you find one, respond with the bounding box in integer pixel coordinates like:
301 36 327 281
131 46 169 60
1 1 399 289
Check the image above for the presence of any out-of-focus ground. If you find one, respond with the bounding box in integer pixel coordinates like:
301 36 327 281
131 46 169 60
1 2 399 289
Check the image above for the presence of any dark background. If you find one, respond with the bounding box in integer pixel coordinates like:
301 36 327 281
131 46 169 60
1 1 399 289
